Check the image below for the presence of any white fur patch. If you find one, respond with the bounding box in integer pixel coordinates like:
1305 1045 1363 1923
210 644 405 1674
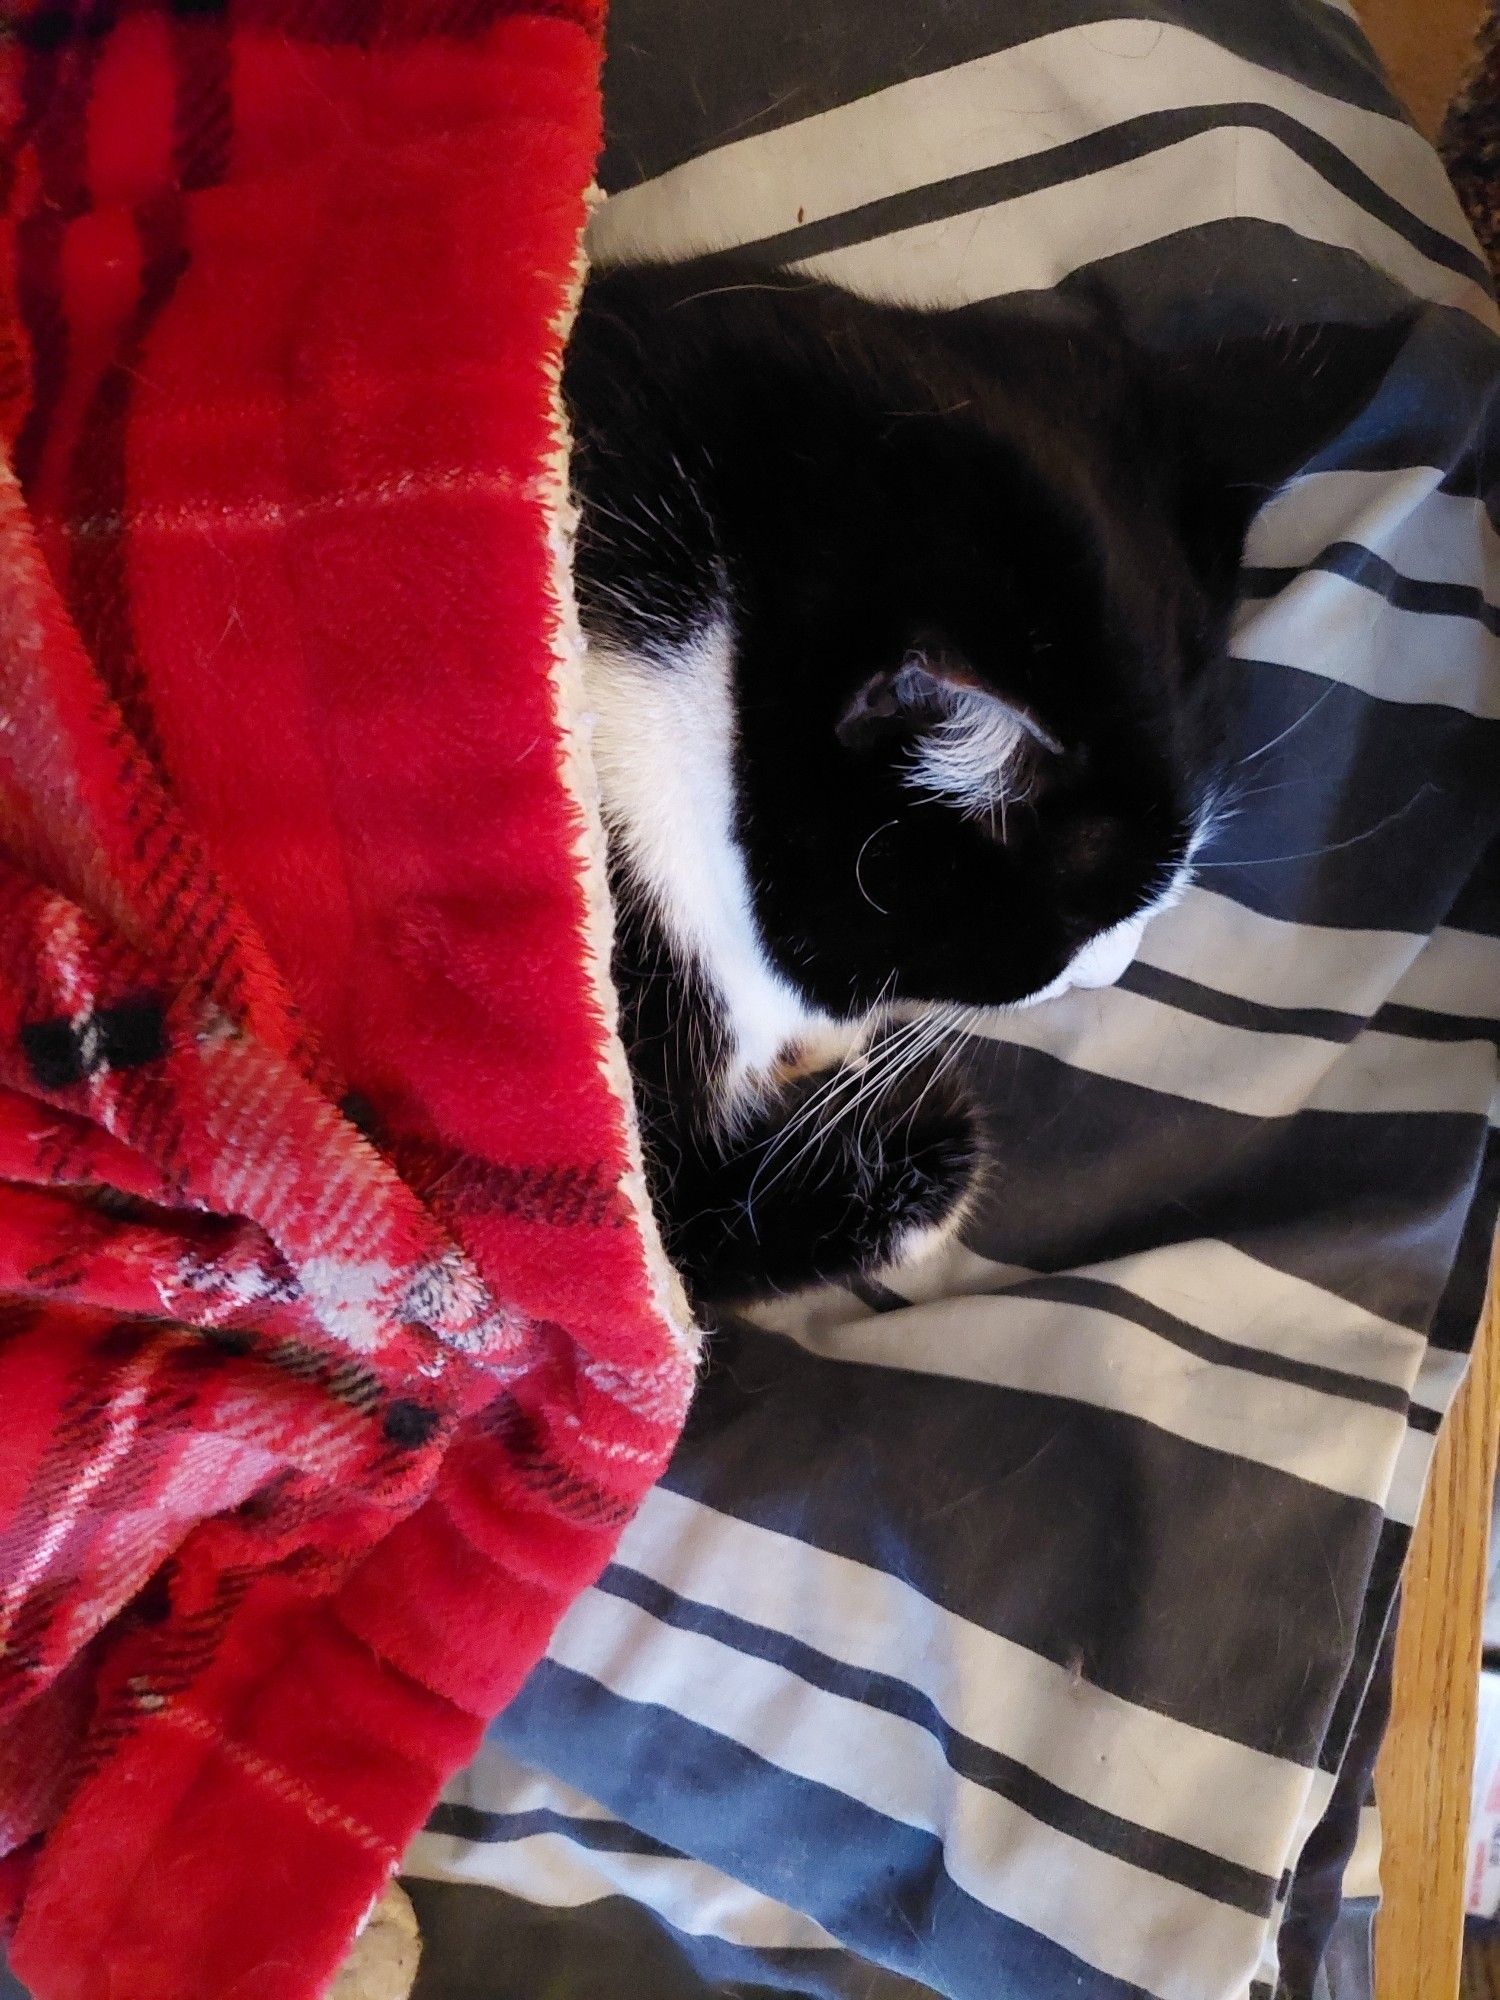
903 684 1029 822
1029 857 1194 1003
882 1168 982 1275
584 620 842 1112
1063 914 1151 991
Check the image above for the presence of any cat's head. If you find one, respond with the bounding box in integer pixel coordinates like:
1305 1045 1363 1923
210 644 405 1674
571 262 1402 1045
700 278 1399 1021
733 524 1210 1016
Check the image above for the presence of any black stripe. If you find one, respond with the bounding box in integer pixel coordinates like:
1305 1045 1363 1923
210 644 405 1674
500 1668 1135 2000
1118 961 1363 1044
848 1272 907 1313
1242 541 1500 633
1317 1516 1410 1774
598 1563 1279 1917
693 104 1486 295
679 1319 1381 1761
1115 965 1497 1056
1013 1272 1411 1413
1404 1401 1443 1435
1280 1616 1393 1988
425 1802 683 1860
65 197 189 773
598 0 1401 192
172 3 233 194
1428 1127 1498 1352
1193 659 1496 937
1093 256 1495 582
13 21 100 492
403 1874 937 2000
969 242 1496 492
1373 1001 1500 1045
1445 876 1500 940
959 1040 1486 1336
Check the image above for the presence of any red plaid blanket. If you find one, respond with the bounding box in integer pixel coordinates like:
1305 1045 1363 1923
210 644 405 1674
0 4 695 1994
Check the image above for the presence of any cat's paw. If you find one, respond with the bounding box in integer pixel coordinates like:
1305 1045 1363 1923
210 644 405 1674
656 1042 984 1304
847 1062 983 1279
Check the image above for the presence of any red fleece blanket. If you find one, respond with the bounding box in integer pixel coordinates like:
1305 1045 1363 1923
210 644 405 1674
0 4 695 1995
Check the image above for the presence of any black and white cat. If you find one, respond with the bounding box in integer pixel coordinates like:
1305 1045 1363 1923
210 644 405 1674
564 260 1381 1305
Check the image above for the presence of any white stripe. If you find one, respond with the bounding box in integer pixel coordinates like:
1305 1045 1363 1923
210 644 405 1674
405 1828 840 1951
889 1240 1037 1304
419 1732 838 1951
1389 926 1500 1022
1231 574 1500 718
1301 1026 1497 1115
438 1741 614 1822
1249 468 1500 594
1384 1425 1436 1526
967 982 1496 1118
1073 1239 1428 1386
0 1357 155 1640
1290 1782 1331 1870
618 1486 1323 1877
750 1247 1035 1322
1138 898 1498 1041
1342 1803 1384 1902
1261 1781 1341 1993
544 1580 1270 2000
590 20 1475 267
784 128 1492 326
1243 1915 1283 2000
777 1287 1406 1504
880 1235 1427 1390
1410 1343 1470 1416
1136 887 1425 1016
743 1281 873 1342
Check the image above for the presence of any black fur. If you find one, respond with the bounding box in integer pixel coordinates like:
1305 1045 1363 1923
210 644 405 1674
564 260 1383 1305
607 878 986 1301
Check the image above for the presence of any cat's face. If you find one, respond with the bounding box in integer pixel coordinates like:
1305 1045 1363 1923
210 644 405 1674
726 390 1226 1022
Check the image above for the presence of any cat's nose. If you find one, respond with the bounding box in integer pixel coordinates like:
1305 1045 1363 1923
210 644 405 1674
1064 916 1145 990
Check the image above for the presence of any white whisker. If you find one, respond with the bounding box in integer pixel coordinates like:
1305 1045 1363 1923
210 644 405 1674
1194 784 1437 870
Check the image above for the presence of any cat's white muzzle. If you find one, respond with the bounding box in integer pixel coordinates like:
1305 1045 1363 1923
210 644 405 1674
1064 915 1148 989
1022 914 1148 1006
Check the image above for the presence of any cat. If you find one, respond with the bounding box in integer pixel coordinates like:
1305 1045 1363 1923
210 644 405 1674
563 258 1388 1306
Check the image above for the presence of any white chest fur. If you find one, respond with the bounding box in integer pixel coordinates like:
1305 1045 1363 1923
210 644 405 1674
583 622 844 1109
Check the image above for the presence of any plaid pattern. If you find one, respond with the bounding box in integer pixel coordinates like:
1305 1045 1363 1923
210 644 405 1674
0 4 695 1996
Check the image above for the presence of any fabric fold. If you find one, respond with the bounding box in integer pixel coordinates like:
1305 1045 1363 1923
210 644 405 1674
0 4 696 1995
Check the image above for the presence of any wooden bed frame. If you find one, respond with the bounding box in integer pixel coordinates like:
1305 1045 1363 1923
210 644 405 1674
1376 1250 1500 1998
1335 11 1494 1998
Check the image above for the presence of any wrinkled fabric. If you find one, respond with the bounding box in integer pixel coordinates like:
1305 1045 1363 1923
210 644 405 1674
0 5 693 1997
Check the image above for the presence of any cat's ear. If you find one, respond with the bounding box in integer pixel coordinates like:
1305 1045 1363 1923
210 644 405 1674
836 646 1061 756
1143 315 1413 609
837 645 1061 817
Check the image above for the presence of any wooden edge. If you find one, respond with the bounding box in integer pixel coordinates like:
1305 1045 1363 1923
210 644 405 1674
1352 0 1488 137
1375 1240 1500 2000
